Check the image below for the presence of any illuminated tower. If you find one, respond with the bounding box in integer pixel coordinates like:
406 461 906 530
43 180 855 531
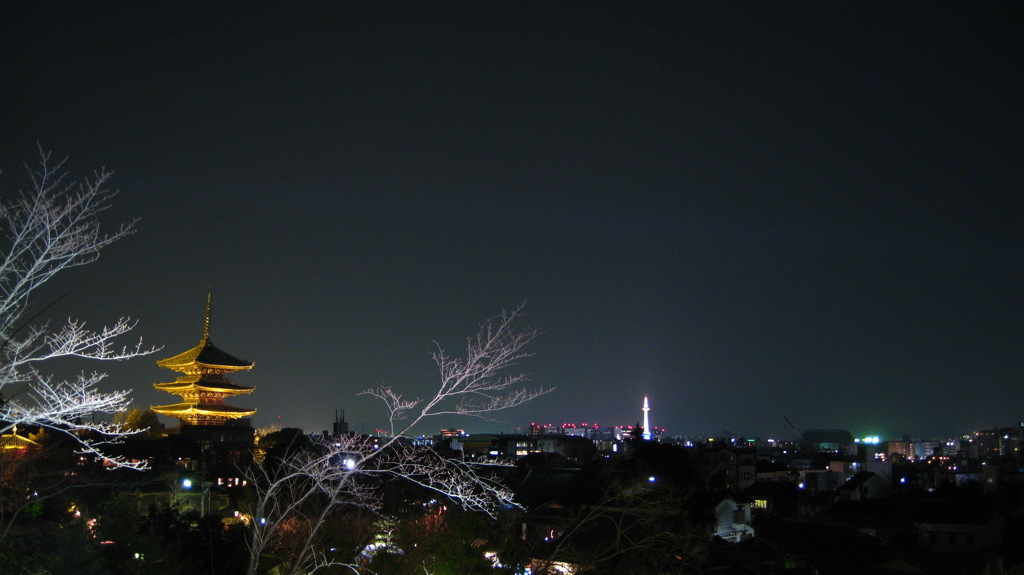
642 396 652 441
151 292 256 427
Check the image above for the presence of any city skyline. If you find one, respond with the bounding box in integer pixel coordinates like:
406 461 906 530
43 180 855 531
1 3 1020 440
423 393 1020 444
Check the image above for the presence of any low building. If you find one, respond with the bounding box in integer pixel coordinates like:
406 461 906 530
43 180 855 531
837 471 892 502
802 429 856 456
688 492 756 544
916 505 1005 554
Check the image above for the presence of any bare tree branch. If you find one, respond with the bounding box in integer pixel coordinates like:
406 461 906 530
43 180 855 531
361 303 549 436
0 147 157 470
244 305 551 575
242 433 379 575
531 488 708 575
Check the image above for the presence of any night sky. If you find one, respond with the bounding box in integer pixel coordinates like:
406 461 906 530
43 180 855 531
2 2 1021 441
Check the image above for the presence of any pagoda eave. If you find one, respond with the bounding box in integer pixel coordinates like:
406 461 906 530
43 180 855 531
157 359 254 373
153 381 255 394
196 361 254 372
156 339 254 372
152 403 256 417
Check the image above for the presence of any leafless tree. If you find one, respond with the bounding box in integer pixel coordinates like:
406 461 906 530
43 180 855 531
243 305 549 575
0 147 156 469
362 304 545 436
529 504 707 575
0 429 134 547
528 482 708 575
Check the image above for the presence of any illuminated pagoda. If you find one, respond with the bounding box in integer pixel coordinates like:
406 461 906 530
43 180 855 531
151 293 256 427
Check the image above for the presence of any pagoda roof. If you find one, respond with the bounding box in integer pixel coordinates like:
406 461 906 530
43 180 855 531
154 377 254 394
157 337 254 372
151 403 256 417
0 431 40 450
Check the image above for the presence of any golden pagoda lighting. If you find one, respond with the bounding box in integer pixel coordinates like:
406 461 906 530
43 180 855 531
152 291 256 427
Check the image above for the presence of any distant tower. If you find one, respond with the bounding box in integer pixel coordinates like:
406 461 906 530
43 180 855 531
151 291 256 426
333 409 349 435
642 396 652 441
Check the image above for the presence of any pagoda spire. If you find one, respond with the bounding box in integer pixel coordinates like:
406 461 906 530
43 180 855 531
203 285 212 341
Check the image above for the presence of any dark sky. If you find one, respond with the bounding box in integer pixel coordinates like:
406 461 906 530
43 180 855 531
2 2 1021 441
